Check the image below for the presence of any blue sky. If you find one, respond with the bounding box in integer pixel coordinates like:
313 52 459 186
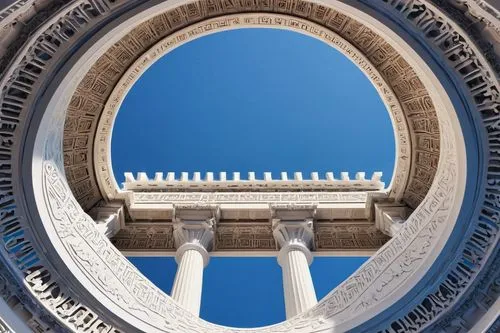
113 29 394 327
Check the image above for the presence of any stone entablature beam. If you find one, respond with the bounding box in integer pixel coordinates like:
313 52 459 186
124 191 383 222
272 205 318 318
122 171 384 191
111 222 390 253
0 0 494 331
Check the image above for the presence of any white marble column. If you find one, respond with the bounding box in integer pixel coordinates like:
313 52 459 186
171 214 215 316
272 213 317 319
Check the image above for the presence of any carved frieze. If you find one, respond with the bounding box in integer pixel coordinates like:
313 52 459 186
111 225 175 250
112 221 389 252
58 0 448 212
215 223 276 250
131 191 369 203
0 0 497 332
315 223 390 250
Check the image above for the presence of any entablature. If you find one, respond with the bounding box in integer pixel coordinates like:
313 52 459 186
124 191 385 221
111 221 390 255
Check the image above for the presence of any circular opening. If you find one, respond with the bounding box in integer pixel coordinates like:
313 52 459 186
22 2 472 331
112 28 394 327
112 28 395 183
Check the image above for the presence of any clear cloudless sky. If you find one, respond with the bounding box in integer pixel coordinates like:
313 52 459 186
113 28 395 328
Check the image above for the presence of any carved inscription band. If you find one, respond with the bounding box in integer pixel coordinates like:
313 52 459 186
0 0 497 332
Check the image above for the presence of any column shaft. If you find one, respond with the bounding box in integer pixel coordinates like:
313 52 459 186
171 249 205 316
281 248 317 318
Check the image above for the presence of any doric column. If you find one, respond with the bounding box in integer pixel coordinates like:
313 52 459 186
272 205 318 319
171 205 218 316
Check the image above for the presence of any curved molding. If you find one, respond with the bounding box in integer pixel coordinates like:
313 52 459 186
0 0 496 332
93 12 411 203
63 0 444 212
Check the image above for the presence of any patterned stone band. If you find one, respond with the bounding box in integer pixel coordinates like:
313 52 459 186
0 0 497 332
64 0 443 212
93 13 411 204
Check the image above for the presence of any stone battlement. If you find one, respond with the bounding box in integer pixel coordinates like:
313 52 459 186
122 171 385 191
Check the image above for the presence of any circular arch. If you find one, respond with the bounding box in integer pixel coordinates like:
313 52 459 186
0 0 497 332
63 0 444 213
93 13 410 203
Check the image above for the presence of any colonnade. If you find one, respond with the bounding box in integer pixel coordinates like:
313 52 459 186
170 206 318 318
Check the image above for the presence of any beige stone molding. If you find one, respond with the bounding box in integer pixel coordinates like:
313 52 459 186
125 191 375 221
110 221 390 253
91 12 414 208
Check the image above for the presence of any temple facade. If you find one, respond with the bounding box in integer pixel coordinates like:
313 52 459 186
0 0 498 332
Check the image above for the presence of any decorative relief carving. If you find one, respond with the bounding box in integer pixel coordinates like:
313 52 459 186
315 224 390 250
0 0 496 332
371 1 500 331
132 191 369 204
447 0 500 62
0 1 446 331
59 3 427 211
307 119 457 323
112 222 388 252
0 0 128 331
36 1 500 332
111 225 175 250
215 223 276 250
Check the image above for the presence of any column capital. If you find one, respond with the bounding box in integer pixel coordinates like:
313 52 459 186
271 204 316 266
173 204 219 267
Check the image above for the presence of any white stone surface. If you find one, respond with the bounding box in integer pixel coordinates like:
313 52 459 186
374 203 411 237
171 247 206 316
121 171 385 192
125 191 377 222
171 214 215 316
89 203 124 238
273 214 318 318
278 243 317 319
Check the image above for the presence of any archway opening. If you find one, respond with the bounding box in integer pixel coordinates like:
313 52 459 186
111 28 394 327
